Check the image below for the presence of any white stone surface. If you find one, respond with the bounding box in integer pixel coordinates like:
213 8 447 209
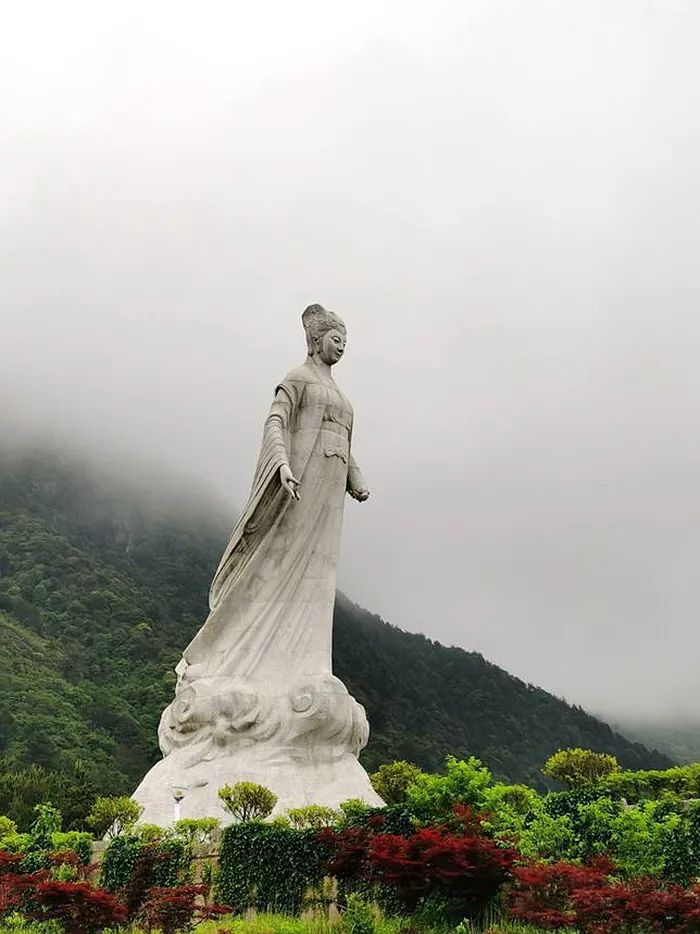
133 305 384 823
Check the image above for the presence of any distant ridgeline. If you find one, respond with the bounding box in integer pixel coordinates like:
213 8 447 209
0 447 671 823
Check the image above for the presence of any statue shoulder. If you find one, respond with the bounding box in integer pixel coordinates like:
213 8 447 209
277 363 319 391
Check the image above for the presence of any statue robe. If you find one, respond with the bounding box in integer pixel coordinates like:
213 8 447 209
181 361 365 684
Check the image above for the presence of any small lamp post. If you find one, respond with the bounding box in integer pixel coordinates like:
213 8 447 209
171 783 189 823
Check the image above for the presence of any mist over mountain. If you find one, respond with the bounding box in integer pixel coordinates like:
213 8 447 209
5 0 700 725
608 718 700 767
0 441 672 822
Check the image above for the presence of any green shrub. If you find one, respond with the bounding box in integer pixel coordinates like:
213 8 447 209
662 800 700 884
0 914 63 934
134 822 167 843
0 832 31 853
480 783 542 840
602 762 700 802
100 832 192 923
342 894 375 934
19 850 52 873
172 816 220 846
151 837 191 886
339 800 373 827
218 782 278 822
517 811 578 862
28 802 61 850
86 795 143 838
542 748 619 789
51 830 93 864
287 805 341 830
405 756 493 823
0 816 18 837
370 761 423 805
100 833 143 890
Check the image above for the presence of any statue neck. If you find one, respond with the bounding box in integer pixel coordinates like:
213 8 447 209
307 355 335 382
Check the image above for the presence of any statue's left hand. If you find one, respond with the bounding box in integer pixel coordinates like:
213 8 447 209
350 487 370 502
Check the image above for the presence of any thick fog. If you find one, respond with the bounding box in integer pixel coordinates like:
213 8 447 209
2 0 700 722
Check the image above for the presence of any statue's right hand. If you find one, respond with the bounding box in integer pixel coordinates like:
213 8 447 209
280 464 301 501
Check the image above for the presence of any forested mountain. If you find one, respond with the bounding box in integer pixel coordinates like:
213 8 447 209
0 446 670 824
612 720 700 767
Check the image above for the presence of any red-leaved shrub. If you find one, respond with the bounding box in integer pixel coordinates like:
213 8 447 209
319 827 374 884
508 859 700 933
573 878 700 933
320 806 517 919
507 860 612 929
0 852 23 876
120 842 177 918
0 871 45 916
27 879 127 934
139 884 230 934
369 827 517 916
139 884 204 934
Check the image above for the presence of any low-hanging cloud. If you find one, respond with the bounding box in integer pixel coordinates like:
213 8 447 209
2 0 700 722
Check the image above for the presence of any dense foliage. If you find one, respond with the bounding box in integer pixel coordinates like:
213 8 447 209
542 749 620 788
7 752 700 931
369 822 518 918
507 861 700 933
0 837 226 934
0 447 672 827
0 448 228 826
216 822 334 915
100 835 190 902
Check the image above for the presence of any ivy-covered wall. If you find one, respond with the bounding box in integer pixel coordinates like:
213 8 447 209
100 835 190 891
216 822 333 914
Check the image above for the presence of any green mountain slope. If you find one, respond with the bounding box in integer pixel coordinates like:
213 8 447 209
0 446 671 823
333 594 672 783
611 720 700 767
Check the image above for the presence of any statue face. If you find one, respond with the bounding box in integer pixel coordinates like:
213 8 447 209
316 328 347 366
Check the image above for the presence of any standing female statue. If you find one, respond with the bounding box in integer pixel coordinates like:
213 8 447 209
183 303 370 682
134 305 384 823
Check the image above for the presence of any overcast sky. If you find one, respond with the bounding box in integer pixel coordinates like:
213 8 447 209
2 0 699 722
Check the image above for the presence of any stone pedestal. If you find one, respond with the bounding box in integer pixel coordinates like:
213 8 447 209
133 668 383 825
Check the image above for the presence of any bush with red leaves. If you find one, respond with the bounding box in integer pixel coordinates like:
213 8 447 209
318 827 374 885
26 879 127 934
320 807 518 919
48 849 97 882
573 878 700 934
369 827 518 917
139 884 203 934
507 859 700 933
507 860 611 929
0 852 23 876
48 850 81 868
0 871 44 916
119 841 182 918
440 803 494 836
139 884 231 934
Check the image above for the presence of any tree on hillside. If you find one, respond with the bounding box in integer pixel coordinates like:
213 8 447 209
543 748 620 788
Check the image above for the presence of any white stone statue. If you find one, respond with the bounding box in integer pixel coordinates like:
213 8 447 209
133 305 384 824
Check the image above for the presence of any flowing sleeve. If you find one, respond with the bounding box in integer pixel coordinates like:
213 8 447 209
347 451 368 496
261 386 294 477
207 378 304 612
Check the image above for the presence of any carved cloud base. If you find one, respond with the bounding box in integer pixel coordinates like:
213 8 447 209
132 671 384 825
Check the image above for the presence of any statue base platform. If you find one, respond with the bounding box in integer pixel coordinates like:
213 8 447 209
132 670 384 825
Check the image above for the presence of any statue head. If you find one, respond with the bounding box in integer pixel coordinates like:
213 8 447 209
302 304 347 366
